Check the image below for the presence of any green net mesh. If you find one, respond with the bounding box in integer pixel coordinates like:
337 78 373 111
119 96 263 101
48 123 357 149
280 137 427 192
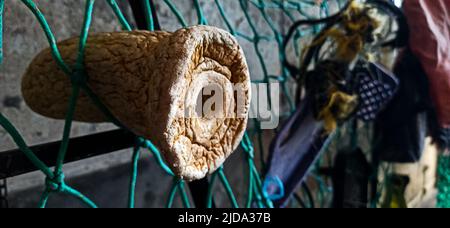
437 155 450 208
0 0 346 208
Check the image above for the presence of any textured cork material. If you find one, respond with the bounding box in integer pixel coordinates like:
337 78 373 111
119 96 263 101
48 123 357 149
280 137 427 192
21 25 251 181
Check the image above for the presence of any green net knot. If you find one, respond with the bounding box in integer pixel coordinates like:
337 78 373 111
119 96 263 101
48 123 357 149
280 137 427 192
45 172 66 193
246 147 255 159
136 137 147 147
70 67 88 86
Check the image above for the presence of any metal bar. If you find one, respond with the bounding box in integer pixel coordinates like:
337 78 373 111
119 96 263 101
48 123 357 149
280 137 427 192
129 0 160 30
129 0 147 30
149 0 161 30
188 179 216 208
0 129 135 178
0 178 7 208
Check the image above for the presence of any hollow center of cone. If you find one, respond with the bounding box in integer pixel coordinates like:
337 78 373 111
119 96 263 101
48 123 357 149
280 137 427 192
185 71 234 145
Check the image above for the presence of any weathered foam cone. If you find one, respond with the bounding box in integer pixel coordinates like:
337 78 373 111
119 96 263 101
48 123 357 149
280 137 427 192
21 26 251 181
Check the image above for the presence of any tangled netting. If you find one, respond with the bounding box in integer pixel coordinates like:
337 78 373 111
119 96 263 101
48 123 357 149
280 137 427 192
0 0 379 208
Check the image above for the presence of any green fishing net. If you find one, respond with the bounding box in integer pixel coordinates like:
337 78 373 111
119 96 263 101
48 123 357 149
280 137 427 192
437 155 450 208
0 0 342 208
